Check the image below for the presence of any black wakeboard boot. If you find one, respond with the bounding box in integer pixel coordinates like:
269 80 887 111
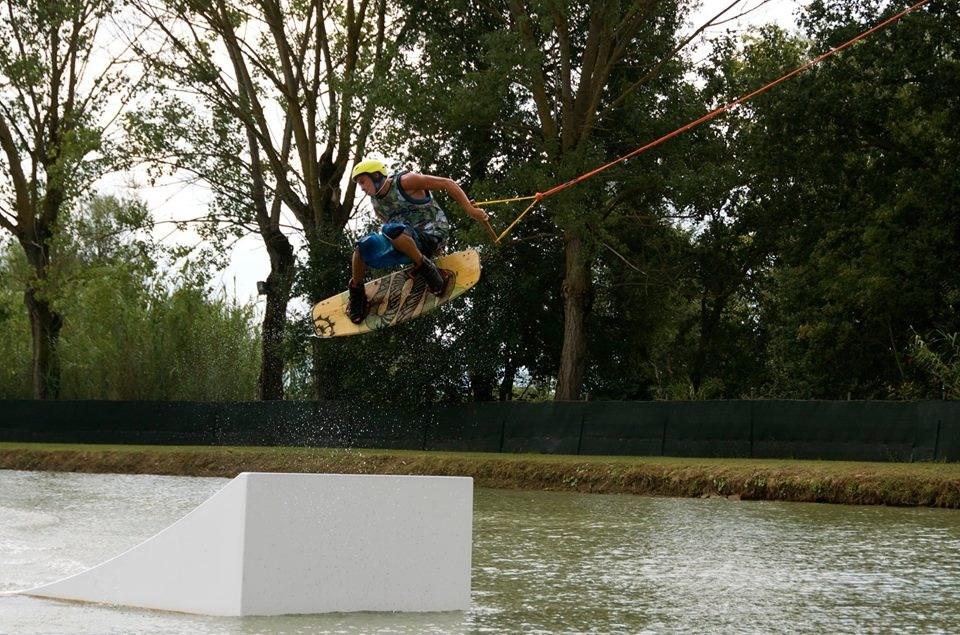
414 257 451 296
347 281 369 324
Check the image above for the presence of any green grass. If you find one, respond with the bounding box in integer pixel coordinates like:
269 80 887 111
2 441 957 472
2 442 958 508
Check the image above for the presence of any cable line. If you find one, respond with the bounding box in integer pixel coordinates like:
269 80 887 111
477 0 931 244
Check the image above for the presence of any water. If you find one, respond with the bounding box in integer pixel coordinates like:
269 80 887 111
1 470 959 634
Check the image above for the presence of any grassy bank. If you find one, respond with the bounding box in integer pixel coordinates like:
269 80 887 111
1 442 959 508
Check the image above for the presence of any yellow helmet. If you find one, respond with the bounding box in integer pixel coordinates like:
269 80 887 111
351 158 389 181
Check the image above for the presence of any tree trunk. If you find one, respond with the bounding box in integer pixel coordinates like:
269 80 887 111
470 372 495 401
311 337 347 400
691 290 729 394
555 232 592 401
24 285 63 400
690 295 711 394
257 229 296 400
307 238 349 399
499 355 516 401
20 225 64 400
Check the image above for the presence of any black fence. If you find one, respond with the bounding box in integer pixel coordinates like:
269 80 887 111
1 399 958 462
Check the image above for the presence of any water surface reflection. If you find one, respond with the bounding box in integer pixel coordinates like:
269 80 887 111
2 470 958 633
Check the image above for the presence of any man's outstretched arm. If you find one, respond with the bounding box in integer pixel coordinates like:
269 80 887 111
401 173 489 222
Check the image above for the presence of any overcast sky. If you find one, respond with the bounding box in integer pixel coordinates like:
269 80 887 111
98 0 806 310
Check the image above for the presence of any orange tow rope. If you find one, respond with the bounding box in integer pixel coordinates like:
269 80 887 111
480 0 931 244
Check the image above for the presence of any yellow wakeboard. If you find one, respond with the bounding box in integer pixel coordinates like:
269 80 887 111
311 249 481 338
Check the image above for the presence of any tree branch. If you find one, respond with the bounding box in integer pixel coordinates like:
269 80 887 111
0 206 19 234
0 113 33 225
507 0 557 149
258 0 318 218
597 0 745 122
342 0 387 223
552 4 574 151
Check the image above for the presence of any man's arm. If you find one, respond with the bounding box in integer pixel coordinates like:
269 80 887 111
401 173 489 223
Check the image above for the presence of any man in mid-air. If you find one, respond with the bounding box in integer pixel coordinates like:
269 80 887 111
347 158 490 324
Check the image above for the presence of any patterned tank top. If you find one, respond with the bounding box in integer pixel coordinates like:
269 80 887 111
371 171 450 242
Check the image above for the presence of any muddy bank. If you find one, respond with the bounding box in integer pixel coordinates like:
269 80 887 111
1 444 958 508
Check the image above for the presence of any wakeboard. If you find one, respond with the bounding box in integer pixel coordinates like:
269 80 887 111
311 249 481 338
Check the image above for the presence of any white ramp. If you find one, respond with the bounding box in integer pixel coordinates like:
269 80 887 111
23 472 473 616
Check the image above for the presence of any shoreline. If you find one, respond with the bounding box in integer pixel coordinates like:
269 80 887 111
1 443 958 508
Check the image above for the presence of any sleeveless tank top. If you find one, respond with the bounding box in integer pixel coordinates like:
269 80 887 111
370 171 450 242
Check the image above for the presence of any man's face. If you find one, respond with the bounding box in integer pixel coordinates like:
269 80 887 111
355 174 377 197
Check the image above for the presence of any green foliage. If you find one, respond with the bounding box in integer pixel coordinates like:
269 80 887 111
0 241 30 398
0 195 261 400
55 265 261 401
665 0 960 399
5 1 956 403
0 0 125 207
379 0 702 400
904 330 960 400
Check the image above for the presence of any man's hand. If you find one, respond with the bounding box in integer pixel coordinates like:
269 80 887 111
469 200 498 242
466 203 489 222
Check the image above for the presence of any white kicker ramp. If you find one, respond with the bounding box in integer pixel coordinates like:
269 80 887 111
23 472 473 616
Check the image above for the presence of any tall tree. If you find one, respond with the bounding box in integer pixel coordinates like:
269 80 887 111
126 0 395 398
0 194 262 400
0 0 130 398
508 0 790 399
395 0 774 400
697 0 958 398
381 0 562 401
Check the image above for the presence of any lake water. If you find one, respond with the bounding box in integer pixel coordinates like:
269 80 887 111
1 470 959 633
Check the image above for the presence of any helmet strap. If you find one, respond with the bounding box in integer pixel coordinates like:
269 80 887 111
372 174 388 196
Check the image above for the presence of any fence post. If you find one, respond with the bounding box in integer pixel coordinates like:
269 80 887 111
576 414 585 455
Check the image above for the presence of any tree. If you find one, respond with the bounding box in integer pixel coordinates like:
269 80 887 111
698 0 959 398
907 330 960 400
392 0 780 400
127 0 395 398
376 0 563 400
0 235 30 397
0 193 262 400
505 0 794 400
0 0 131 398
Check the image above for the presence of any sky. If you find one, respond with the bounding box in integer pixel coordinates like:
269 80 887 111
696 0 803 32
98 0 807 310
